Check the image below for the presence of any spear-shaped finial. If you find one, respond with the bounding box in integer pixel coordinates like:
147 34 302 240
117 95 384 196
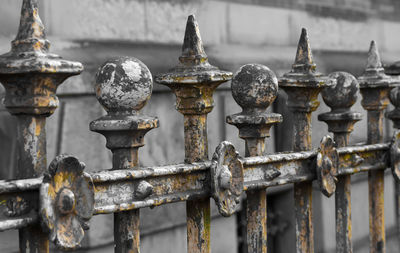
292 28 316 73
358 40 399 91
11 0 49 53
366 40 383 71
179 15 208 65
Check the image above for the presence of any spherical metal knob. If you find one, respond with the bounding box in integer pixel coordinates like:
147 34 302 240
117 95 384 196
95 57 153 114
232 64 278 112
390 87 400 108
321 72 359 111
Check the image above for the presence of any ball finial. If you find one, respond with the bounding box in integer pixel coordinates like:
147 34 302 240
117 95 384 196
321 72 359 111
232 64 278 112
390 87 400 108
95 57 153 114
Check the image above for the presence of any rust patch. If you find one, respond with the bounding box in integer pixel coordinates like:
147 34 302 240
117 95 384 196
316 136 338 197
40 155 94 250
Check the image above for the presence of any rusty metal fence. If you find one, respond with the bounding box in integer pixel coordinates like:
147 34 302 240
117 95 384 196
1 1 400 253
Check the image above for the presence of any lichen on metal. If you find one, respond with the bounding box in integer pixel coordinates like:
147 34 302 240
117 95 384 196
0 0 83 116
39 155 94 250
90 56 159 252
279 28 334 91
318 71 362 252
316 136 338 197
0 1 83 252
319 72 362 134
0 3 400 252
227 63 282 139
278 28 334 253
0 140 395 232
90 57 159 162
357 40 400 253
227 63 282 252
155 15 232 253
359 41 399 89
155 14 232 116
155 15 232 86
211 141 243 217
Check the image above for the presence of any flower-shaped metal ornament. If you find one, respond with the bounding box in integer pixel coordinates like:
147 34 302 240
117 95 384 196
391 130 400 182
40 155 94 250
316 135 339 197
211 141 244 217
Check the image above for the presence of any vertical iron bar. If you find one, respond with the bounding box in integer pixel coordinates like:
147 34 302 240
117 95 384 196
279 28 333 253
318 71 361 253
227 63 282 253
358 41 399 253
155 15 232 253
0 0 83 251
90 57 158 253
396 183 400 244
113 148 140 253
17 116 49 252
292 112 314 253
334 133 353 253
185 114 211 253
367 110 386 253
246 138 267 253
383 63 400 248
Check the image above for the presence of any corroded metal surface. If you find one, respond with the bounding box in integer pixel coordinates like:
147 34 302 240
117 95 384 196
384 57 400 249
318 71 362 253
387 87 400 129
227 63 281 253
0 3 399 252
90 57 158 253
278 28 333 253
40 155 94 250
390 131 400 182
358 41 400 253
316 136 338 197
0 1 82 252
211 142 243 217
155 15 232 253
0 142 393 233
0 0 83 116
92 162 211 214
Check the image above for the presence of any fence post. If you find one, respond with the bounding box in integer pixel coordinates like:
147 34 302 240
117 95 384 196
0 0 83 252
358 41 399 253
155 15 232 253
386 72 400 247
278 28 333 253
90 57 158 252
227 64 282 253
318 72 362 253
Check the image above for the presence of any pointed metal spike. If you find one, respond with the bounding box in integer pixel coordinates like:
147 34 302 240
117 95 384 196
366 40 383 70
291 28 316 73
179 15 208 65
294 28 313 66
182 15 206 57
12 0 49 53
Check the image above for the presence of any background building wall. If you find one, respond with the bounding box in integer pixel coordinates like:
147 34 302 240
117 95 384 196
1 0 400 252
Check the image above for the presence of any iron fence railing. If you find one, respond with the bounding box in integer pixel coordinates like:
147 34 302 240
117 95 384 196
1 1 400 253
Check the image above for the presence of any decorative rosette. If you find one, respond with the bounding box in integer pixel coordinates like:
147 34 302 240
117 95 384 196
317 136 339 197
211 141 244 217
40 155 94 250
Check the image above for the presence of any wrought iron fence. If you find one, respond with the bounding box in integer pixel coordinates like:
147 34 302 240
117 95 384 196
1 1 400 253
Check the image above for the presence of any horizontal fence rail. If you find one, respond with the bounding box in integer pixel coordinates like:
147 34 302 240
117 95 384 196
1 1 400 253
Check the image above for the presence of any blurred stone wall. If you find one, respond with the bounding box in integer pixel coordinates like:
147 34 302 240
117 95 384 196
1 0 400 252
